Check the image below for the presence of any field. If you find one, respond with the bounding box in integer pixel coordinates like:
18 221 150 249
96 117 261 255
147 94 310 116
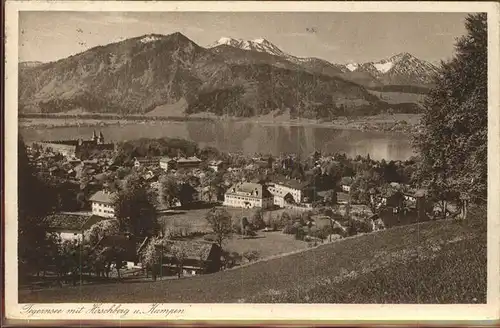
158 206 306 258
19 112 422 133
222 231 308 259
20 205 486 303
158 206 262 233
367 90 426 105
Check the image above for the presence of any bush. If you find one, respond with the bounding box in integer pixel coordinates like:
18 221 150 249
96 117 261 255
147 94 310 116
295 227 307 241
222 251 242 269
242 250 260 262
282 223 295 235
268 216 281 231
203 234 217 242
232 216 258 236
244 225 257 237
283 220 303 235
347 218 374 236
250 209 266 230
312 226 331 241
231 216 243 234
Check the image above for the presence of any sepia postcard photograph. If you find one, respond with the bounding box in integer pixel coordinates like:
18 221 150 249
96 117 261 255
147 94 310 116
3 0 500 325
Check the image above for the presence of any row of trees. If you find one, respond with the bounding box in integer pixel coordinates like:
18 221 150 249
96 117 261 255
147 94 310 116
412 13 487 213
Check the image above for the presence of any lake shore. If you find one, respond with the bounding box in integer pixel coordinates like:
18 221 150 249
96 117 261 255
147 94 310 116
19 113 421 134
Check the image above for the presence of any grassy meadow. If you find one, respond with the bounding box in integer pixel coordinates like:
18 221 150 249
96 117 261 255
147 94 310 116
20 205 486 303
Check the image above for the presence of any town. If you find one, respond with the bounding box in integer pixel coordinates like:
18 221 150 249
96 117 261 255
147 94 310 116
15 11 487 305
19 129 468 287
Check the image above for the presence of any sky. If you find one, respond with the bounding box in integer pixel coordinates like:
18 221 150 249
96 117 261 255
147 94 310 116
19 11 470 64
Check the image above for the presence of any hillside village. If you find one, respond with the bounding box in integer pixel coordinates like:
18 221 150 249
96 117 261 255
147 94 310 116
16 13 487 305
21 129 467 285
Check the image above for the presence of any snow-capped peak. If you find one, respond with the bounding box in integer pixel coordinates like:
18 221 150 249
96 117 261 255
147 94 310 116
212 37 244 47
140 35 162 44
373 62 394 73
346 63 359 72
219 37 237 43
210 37 286 57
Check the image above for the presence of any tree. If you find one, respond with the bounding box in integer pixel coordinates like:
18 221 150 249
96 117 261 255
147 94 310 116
413 14 487 205
84 219 120 246
200 171 221 203
323 189 338 206
170 243 188 278
56 239 81 286
17 136 59 279
158 174 179 208
240 216 250 235
178 183 196 207
139 237 167 281
205 208 233 249
350 170 384 205
114 173 158 237
250 209 265 230
242 250 260 262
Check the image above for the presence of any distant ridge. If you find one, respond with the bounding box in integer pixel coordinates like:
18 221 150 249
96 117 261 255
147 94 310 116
19 32 429 118
209 37 439 88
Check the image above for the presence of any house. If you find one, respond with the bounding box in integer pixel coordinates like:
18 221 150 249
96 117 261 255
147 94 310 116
156 240 222 275
133 157 161 168
340 177 354 193
159 156 203 171
252 158 269 169
339 204 373 217
208 160 224 172
268 186 294 208
228 167 242 173
159 157 176 171
36 142 77 158
89 190 116 218
223 182 274 209
176 156 202 170
82 159 99 168
43 214 109 241
92 233 145 269
379 189 405 211
403 188 428 208
66 157 82 166
143 170 159 182
48 165 64 177
268 177 312 207
197 186 218 203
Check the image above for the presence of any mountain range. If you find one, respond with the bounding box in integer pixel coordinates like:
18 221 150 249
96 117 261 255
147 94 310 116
19 32 438 118
210 37 439 88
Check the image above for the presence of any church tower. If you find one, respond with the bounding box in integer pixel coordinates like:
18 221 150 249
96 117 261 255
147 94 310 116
98 131 104 145
92 130 97 143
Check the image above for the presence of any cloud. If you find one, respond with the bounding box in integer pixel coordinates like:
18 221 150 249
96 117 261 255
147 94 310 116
322 43 340 51
282 31 314 38
180 26 205 33
69 13 140 26
435 32 454 36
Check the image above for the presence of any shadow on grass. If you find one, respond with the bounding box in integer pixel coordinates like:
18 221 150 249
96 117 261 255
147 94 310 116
240 235 266 240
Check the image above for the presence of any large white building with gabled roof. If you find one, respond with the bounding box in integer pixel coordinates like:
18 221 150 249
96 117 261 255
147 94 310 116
223 182 273 209
89 190 117 218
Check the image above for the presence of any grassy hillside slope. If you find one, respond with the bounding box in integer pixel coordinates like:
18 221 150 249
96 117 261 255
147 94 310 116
20 206 486 303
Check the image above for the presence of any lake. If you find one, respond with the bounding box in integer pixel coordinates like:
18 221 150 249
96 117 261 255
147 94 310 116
20 121 414 161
